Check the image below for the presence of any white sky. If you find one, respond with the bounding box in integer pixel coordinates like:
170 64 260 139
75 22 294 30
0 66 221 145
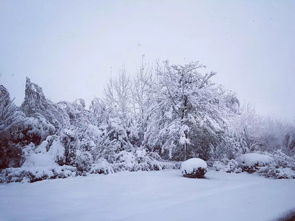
0 0 294 121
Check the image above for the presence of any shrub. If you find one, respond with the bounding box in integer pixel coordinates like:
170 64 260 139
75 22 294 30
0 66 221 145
212 159 241 173
258 166 295 179
181 158 207 178
0 166 77 183
236 152 273 173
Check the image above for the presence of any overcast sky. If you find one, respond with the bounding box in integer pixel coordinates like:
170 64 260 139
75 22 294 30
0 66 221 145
0 0 294 121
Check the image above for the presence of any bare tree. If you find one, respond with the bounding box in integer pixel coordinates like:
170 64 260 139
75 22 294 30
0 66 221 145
104 69 132 126
131 56 155 127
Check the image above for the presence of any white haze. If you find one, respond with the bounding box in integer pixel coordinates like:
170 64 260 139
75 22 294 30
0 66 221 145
0 0 294 121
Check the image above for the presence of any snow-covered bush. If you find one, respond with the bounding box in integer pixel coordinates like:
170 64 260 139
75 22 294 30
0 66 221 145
211 151 295 179
255 150 295 179
90 150 180 175
90 159 114 174
228 151 295 179
181 158 207 178
0 166 77 183
0 135 76 183
236 152 273 173
257 166 295 179
22 136 65 167
110 150 179 172
271 149 295 169
59 128 96 171
212 159 241 173
113 149 179 172
75 151 93 173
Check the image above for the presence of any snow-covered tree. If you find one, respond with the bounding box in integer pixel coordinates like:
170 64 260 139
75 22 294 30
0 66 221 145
21 77 69 130
1 60 295 182
0 85 21 132
144 61 239 160
0 85 24 168
104 71 132 125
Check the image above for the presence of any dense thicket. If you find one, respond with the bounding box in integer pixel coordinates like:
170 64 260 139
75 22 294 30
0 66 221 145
1 61 294 181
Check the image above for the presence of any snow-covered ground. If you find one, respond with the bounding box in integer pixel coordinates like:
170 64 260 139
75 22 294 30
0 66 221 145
0 170 295 221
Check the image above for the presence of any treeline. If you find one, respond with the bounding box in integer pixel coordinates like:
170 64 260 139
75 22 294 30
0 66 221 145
0 61 294 181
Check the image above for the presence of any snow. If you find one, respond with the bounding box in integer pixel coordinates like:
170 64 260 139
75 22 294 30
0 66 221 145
1 170 294 221
181 158 207 174
276 167 295 178
22 138 65 168
237 153 274 167
90 159 114 174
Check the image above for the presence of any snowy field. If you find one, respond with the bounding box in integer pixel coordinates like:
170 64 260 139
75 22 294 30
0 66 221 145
0 170 295 221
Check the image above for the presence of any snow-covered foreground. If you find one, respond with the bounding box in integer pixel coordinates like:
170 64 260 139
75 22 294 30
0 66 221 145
0 170 295 221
